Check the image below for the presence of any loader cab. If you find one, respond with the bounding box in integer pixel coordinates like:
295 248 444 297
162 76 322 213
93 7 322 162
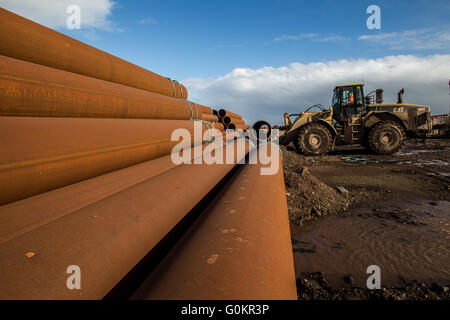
332 84 365 123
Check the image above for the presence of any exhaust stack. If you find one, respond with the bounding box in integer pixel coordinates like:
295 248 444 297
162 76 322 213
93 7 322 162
375 89 384 104
397 88 405 104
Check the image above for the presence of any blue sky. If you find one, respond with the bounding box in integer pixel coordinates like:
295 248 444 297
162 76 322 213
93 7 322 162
2 0 450 122
55 0 450 80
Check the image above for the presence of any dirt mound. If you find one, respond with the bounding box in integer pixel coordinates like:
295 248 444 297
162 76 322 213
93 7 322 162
282 146 348 224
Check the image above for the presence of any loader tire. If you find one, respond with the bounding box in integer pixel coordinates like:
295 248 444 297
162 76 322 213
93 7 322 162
368 121 405 155
361 133 369 149
296 123 332 156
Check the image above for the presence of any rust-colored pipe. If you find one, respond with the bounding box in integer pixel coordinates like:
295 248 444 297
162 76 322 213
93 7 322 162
251 120 272 141
0 143 208 245
0 141 248 299
0 117 222 206
0 55 211 120
0 8 188 99
132 152 297 300
218 109 242 120
228 123 249 130
195 104 213 116
223 116 246 125
223 116 232 125
199 113 219 122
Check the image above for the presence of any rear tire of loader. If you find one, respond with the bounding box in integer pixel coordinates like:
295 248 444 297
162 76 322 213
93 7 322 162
368 121 405 155
296 123 332 156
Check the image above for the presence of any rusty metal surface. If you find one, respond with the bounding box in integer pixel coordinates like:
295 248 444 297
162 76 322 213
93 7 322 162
0 117 217 206
200 113 219 122
0 8 188 99
195 103 213 116
218 109 242 120
227 123 249 130
0 55 208 120
0 142 248 299
132 153 297 300
223 116 246 125
0 144 207 245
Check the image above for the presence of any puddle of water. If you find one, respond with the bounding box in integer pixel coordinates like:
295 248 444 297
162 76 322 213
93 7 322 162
414 159 450 167
426 172 450 178
291 201 450 288
396 150 436 156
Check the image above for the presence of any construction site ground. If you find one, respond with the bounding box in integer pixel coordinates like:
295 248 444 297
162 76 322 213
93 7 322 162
283 138 450 300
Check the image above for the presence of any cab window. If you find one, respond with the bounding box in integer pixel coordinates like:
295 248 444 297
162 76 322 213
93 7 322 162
355 86 363 105
332 90 339 105
342 88 354 105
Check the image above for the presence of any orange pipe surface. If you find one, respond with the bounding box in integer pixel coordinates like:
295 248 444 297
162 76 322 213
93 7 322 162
194 103 214 116
223 116 246 125
0 143 208 245
0 55 208 120
0 141 248 299
228 123 249 131
132 153 297 300
0 8 188 99
0 117 218 205
199 113 219 122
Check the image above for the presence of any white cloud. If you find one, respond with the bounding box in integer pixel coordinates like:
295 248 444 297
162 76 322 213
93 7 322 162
139 17 158 25
0 0 117 31
274 33 318 42
183 55 450 125
358 29 450 50
317 35 347 42
274 33 348 43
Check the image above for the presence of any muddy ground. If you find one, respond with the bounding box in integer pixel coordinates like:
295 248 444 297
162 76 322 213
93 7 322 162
283 138 450 300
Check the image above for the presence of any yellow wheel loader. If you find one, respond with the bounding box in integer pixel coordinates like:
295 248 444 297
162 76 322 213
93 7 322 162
277 84 433 155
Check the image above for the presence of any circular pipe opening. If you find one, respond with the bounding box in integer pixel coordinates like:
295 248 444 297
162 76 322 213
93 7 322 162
223 116 232 125
218 109 227 118
252 120 272 141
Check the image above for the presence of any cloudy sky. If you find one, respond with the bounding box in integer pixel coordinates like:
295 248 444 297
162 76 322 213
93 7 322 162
1 0 450 124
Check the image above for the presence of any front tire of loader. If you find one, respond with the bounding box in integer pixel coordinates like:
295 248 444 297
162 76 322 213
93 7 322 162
296 123 332 156
368 121 405 155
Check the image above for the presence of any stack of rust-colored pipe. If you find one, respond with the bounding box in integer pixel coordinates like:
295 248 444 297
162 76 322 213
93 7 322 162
0 54 219 122
0 139 249 299
214 108 249 131
132 151 297 300
0 8 188 100
0 8 296 300
0 7 224 205
0 8 220 123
